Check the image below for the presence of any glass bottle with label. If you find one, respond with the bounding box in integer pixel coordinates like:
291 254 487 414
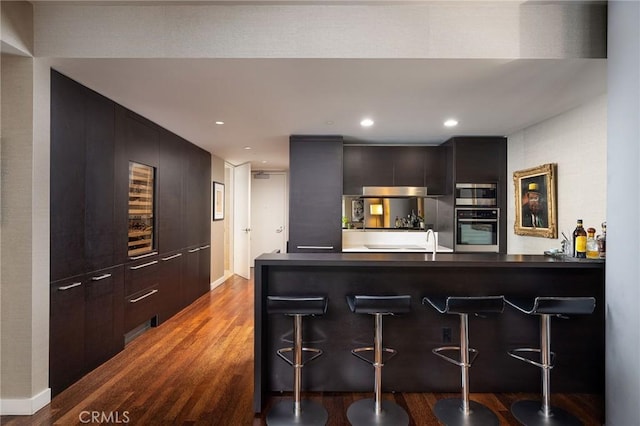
597 221 606 259
573 219 587 258
586 227 599 259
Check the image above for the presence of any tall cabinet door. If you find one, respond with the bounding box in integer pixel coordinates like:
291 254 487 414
288 136 343 253
158 131 185 254
50 275 86 395
50 70 86 281
84 90 118 271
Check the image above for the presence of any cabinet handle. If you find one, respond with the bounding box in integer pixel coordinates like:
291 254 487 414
296 246 334 250
161 253 183 261
129 260 159 270
129 289 158 303
58 282 82 291
91 273 112 281
129 251 158 260
188 248 201 253
199 245 210 250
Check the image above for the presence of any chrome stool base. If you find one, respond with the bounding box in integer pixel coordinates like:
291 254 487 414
433 398 499 426
346 398 409 426
511 400 583 426
266 400 328 426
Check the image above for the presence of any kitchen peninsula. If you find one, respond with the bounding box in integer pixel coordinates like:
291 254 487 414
253 252 604 413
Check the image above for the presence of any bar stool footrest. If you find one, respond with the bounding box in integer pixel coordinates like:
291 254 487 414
432 346 479 367
351 346 397 366
276 347 323 367
508 348 555 369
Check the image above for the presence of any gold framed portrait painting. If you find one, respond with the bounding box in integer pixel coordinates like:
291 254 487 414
513 163 557 238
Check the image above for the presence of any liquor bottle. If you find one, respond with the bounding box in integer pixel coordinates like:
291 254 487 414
573 219 587 258
597 221 606 259
586 227 599 259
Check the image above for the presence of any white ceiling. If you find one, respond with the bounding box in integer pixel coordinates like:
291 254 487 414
50 57 607 170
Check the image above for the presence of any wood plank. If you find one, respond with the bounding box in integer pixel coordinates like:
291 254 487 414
0 274 604 425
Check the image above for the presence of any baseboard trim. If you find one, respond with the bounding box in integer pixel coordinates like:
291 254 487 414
0 388 51 415
210 271 232 290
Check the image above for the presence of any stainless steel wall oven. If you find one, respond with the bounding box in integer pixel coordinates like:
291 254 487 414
455 208 499 252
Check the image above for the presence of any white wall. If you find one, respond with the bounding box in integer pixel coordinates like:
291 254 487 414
507 95 607 254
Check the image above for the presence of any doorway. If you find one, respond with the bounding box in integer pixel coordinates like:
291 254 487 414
250 171 288 265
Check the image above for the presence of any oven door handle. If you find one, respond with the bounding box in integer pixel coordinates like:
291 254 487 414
457 219 498 223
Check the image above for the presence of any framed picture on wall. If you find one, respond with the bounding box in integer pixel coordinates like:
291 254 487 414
213 181 224 221
513 163 557 238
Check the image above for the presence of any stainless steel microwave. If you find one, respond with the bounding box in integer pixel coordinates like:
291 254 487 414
455 183 497 206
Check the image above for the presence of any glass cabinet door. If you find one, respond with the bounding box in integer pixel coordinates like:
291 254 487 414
128 162 155 257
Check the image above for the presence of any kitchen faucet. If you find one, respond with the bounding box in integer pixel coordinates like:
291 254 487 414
425 229 437 260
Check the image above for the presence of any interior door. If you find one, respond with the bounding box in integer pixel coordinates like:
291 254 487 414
233 163 251 279
251 172 287 265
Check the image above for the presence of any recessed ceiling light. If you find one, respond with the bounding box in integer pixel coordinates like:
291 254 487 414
325 120 334 125
360 118 374 127
261 160 268 164
215 121 224 125
244 146 252 150
444 119 458 127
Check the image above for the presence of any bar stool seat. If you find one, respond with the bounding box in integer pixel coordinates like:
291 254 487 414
346 295 411 426
266 296 328 426
423 295 504 426
506 296 595 426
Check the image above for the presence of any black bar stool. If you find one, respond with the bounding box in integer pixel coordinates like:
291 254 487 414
506 296 595 426
266 296 329 426
423 295 505 426
346 295 411 426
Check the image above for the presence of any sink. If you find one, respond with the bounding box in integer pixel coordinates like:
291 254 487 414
364 244 425 250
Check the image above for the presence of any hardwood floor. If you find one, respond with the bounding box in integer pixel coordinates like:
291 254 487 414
2 274 603 425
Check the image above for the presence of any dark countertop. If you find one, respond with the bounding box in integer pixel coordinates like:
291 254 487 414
254 252 605 269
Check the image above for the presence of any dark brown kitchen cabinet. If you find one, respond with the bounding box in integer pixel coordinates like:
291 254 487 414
450 137 507 183
289 135 343 253
124 255 161 333
184 144 211 248
342 145 446 195
49 275 85 395
158 251 185 320
181 244 211 305
50 70 118 281
158 131 186 254
49 265 124 396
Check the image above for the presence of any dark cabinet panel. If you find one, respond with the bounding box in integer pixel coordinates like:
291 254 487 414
50 264 124 396
158 251 185 320
289 136 343 253
393 146 426 186
50 275 86 395
360 146 395 187
424 146 447 196
84 90 118 271
183 246 202 304
198 244 211 296
184 145 211 248
124 255 161 332
84 265 124 371
453 137 507 183
158 131 185 253
342 146 363 195
50 71 87 281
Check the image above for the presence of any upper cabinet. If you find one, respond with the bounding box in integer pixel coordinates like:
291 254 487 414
343 145 446 196
449 136 507 184
289 135 343 253
51 70 119 281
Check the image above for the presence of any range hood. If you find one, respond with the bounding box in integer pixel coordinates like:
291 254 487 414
361 186 428 197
